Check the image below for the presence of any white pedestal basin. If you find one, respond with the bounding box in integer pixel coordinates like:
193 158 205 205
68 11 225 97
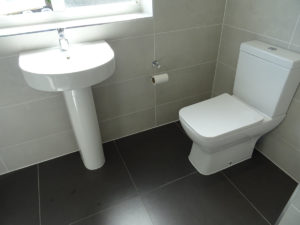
19 41 115 170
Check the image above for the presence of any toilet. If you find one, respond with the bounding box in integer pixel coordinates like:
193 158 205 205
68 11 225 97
179 40 300 175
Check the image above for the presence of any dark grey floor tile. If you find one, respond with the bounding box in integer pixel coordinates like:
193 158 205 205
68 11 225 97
39 142 137 225
0 166 39 225
72 197 153 225
223 151 297 224
116 123 195 193
175 121 185 133
143 173 269 225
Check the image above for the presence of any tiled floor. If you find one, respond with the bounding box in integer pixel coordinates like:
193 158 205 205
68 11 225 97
0 122 297 225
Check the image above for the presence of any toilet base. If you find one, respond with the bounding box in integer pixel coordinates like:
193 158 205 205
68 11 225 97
188 139 257 175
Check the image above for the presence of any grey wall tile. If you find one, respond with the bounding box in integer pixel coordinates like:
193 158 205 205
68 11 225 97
219 25 288 68
66 18 154 43
291 17 300 46
154 0 225 32
272 100 300 150
279 202 300 225
212 0 300 183
156 62 216 105
93 76 155 121
0 0 225 174
155 25 221 71
100 108 155 142
156 93 210 125
257 133 300 182
0 157 8 175
99 35 154 85
0 95 71 148
213 62 236 96
0 55 57 107
294 86 300 101
0 30 58 58
0 18 154 57
224 0 300 41
290 44 300 54
0 130 77 171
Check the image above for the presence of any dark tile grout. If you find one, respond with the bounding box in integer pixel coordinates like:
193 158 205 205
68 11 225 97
140 171 198 196
113 141 139 192
222 171 272 225
113 140 156 225
37 165 42 225
174 120 185 134
176 120 273 223
68 194 141 225
113 136 200 225
33 122 283 225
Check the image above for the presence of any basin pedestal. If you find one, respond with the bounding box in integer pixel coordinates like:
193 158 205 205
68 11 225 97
64 87 105 170
19 41 115 170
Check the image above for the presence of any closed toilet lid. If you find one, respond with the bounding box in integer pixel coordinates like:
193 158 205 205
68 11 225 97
179 93 264 139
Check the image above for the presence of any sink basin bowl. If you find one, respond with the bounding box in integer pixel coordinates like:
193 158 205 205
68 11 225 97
19 41 115 171
19 41 115 92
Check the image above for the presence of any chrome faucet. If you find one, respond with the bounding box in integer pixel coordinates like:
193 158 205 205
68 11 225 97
57 28 69 51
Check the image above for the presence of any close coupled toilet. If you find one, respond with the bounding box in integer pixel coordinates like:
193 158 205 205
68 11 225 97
179 41 300 175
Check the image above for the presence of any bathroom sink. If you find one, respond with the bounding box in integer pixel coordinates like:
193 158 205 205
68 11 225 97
18 41 115 171
19 41 115 92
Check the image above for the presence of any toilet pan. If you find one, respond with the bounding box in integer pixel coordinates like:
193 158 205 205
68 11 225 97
179 93 284 175
179 40 300 175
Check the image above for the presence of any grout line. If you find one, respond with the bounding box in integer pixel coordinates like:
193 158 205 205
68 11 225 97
94 73 152 88
268 131 300 155
0 148 80 177
153 7 157 127
255 146 299 184
288 14 300 49
37 165 42 225
294 97 300 104
175 121 186 135
99 107 155 123
68 195 139 225
0 128 75 153
154 84 157 126
113 138 158 225
218 60 237 71
211 0 228 97
102 120 180 144
155 23 222 36
113 141 139 192
0 156 9 171
223 24 289 46
255 133 300 183
108 33 154 43
141 171 197 196
156 91 211 108
0 54 20 61
222 172 271 225
0 93 60 110
95 59 216 89
100 88 211 125
166 60 216 73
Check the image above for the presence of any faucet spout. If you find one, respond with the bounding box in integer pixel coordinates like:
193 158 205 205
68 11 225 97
57 28 69 52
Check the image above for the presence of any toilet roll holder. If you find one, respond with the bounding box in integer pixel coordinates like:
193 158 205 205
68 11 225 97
152 60 161 69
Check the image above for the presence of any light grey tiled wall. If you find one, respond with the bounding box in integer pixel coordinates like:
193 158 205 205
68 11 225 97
277 184 300 225
212 0 300 182
0 0 226 175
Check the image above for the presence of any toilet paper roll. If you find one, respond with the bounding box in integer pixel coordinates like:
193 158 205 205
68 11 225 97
152 73 169 85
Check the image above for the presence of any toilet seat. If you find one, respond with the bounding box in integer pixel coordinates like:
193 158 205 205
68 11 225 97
179 94 264 142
